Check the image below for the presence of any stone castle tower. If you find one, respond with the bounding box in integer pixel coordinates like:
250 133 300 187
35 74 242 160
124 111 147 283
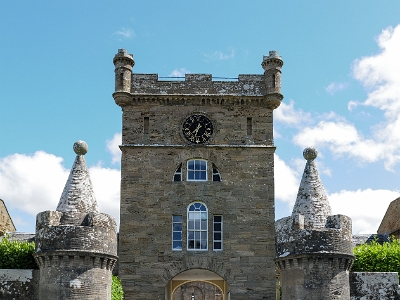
113 49 283 299
34 141 118 300
275 147 354 300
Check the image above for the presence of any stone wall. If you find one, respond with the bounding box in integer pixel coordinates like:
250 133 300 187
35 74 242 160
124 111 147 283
350 272 400 299
0 269 39 300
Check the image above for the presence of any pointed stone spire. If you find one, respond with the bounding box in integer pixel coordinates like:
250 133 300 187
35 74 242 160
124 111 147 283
291 147 332 228
56 140 98 224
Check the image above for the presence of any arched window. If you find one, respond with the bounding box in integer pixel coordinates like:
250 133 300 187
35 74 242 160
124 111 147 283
187 159 207 181
187 202 208 250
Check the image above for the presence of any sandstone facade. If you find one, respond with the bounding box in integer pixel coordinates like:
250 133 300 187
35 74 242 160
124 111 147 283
113 49 283 299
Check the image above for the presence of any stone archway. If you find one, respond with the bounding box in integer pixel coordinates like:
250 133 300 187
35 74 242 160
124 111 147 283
166 269 229 300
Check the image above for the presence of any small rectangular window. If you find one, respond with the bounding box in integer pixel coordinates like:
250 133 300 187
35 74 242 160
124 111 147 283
247 117 252 136
144 117 149 134
172 215 182 251
213 215 223 251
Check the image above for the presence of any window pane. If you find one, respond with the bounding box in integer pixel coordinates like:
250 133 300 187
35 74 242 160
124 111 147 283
173 232 182 240
173 241 182 250
195 232 200 240
188 161 194 170
195 160 201 170
195 220 200 230
214 232 221 240
199 171 206 180
201 212 207 220
188 240 194 249
201 220 207 230
201 240 207 249
188 171 194 180
188 232 194 240
214 216 221 222
214 242 221 249
173 215 182 222
174 174 181 181
213 174 221 181
195 241 201 249
201 232 207 240
188 220 194 230
214 223 221 231
173 223 182 231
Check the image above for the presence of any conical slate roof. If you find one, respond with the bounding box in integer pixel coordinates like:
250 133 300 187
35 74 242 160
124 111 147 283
56 141 98 223
292 147 332 229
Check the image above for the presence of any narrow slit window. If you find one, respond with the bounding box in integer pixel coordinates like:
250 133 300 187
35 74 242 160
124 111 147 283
247 117 252 136
212 164 221 182
172 215 182 251
144 117 149 134
272 74 276 88
213 215 223 251
173 164 182 182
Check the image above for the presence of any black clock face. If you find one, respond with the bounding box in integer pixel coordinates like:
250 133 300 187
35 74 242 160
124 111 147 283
182 114 213 144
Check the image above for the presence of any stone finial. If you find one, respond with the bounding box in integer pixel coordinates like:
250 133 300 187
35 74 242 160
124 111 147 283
56 141 98 223
291 147 332 228
73 140 88 155
303 147 317 161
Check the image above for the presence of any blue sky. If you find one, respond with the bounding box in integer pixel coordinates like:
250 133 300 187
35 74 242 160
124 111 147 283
1 1 400 233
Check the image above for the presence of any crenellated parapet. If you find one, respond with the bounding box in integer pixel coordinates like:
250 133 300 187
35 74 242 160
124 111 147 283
35 210 117 255
276 214 353 257
112 50 283 109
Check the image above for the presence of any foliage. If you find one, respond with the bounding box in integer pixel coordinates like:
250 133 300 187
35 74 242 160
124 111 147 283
0 236 37 269
352 237 400 273
112 275 124 300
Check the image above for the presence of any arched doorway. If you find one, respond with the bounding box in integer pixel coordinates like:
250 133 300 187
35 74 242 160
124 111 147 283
166 269 229 300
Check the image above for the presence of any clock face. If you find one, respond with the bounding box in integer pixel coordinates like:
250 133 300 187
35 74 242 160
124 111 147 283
182 114 213 144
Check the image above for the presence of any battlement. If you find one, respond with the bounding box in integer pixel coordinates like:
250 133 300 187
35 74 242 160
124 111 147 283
35 211 117 255
276 214 353 257
129 73 272 96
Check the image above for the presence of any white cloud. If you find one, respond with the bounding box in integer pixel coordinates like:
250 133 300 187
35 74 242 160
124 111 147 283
329 188 399 234
275 100 311 127
113 27 135 39
0 151 120 231
107 132 122 164
274 154 300 208
293 121 385 163
169 68 190 77
293 25 400 170
325 82 349 95
203 49 235 62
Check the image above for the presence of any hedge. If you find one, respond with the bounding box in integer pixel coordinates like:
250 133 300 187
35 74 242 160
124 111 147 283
352 237 400 273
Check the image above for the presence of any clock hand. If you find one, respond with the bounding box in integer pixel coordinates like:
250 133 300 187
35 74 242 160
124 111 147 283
192 123 202 136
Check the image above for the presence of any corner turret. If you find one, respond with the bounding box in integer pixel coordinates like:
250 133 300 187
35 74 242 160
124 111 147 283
275 147 354 300
34 141 118 300
113 48 134 93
